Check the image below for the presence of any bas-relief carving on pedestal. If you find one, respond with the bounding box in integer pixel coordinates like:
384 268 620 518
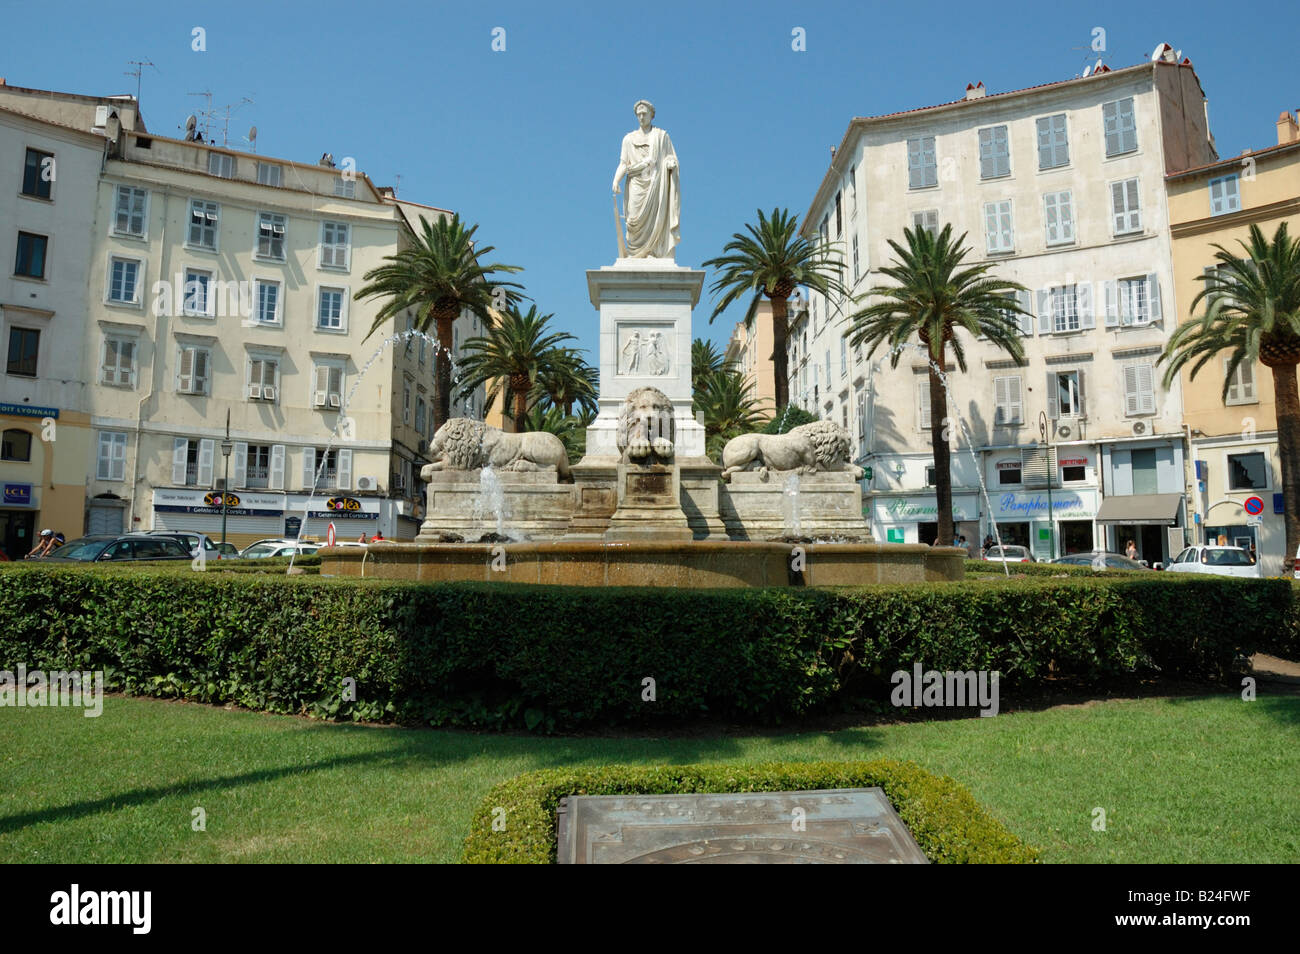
617 326 673 377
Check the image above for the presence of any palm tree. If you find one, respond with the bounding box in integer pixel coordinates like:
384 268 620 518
702 208 847 408
1159 222 1300 567
355 213 524 430
691 337 731 393
531 348 598 418
456 305 577 431
524 403 594 464
847 224 1028 548
694 369 770 460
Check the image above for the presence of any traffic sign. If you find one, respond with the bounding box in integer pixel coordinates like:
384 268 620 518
326 522 337 547
1244 495 1264 516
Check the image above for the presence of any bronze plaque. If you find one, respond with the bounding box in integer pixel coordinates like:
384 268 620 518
557 788 928 864
627 472 671 497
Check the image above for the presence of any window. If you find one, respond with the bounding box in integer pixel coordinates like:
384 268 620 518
22 148 53 199
1043 191 1074 245
187 200 219 250
248 357 279 401
1000 289 1034 337
172 438 204 485
1225 359 1257 406
1102 98 1138 157
1111 178 1141 234
334 176 356 198
1048 369 1084 418
997 461 1022 485
254 279 281 324
14 232 48 278
1 428 32 461
1130 448 1158 495
257 162 282 187
924 465 937 486
912 209 938 237
176 345 211 395
108 257 141 304
916 380 932 430
415 396 426 436
245 444 272 488
97 431 127 481
114 186 148 236
978 125 1010 179
207 152 235 178
403 382 412 425
835 191 842 237
315 448 339 485
312 364 344 408
1104 275 1161 328
317 286 346 330
984 200 1014 253
907 137 937 189
182 268 213 316
848 164 857 212
1061 461 1087 482
1122 363 1156 415
993 375 1023 425
851 235 859 281
6 328 39 377
1036 114 1069 169
101 337 135 387
320 221 350 269
1227 452 1268 491
1209 174 1241 216
818 215 829 247
257 212 287 260
840 337 848 377
1041 284 1087 333
856 390 866 439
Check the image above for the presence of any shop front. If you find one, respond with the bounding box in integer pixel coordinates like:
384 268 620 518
152 488 286 549
0 480 37 559
871 493 981 550
987 488 1099 561
285 492 381 543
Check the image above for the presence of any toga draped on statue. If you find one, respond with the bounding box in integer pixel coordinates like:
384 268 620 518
619 126 680 259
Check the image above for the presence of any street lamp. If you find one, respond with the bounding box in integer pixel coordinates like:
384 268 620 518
1038 410 1054 560
219 409 233 553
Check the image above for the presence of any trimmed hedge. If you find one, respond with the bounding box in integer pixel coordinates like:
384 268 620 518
0 563 1288 730
461 760 1038 864
964 559 1145 578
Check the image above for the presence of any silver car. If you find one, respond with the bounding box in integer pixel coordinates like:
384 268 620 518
1166 545 1261 579
982 545 1034 563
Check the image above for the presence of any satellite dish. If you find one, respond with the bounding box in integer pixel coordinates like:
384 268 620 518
1082 65 1092 77
184 114 197 140
247 125 257 143
1150 42 1171 62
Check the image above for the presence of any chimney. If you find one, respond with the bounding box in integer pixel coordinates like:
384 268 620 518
1277 110 1299 146
964 81 986 101
378 185 395 198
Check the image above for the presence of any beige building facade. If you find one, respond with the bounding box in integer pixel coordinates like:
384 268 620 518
723 298 781 421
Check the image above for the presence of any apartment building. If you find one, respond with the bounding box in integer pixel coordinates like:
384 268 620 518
795 47 1218 563
0 100 102 558
0 80 480 547
1165 109 1300 574
723 297 784 419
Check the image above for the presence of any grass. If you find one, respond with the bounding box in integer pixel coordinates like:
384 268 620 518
2 690 1297 863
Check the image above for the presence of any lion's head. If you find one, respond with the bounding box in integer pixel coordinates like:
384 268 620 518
616 386 675 461
431 417 489 469
791 420 853 468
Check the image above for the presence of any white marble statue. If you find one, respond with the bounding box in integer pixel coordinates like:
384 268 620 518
612 100 680 260
621 331 642 373
720 421 866 481
647 332 669 375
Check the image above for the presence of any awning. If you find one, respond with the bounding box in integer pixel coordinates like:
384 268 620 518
1095 493 1184 526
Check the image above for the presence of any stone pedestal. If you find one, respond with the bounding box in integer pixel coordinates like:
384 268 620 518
720 470 873 541
605 462 693 542
417 468 575 542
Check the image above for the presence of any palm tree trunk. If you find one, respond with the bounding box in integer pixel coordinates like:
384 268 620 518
770 296 790 408
1272 364 1300 572
434 314 455 431
511 374 531 432
929 365 954 547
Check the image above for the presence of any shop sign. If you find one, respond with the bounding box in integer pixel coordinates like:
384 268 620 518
2 483 33 506
153 488 284 517
0 402 58 420
992 490 1098 520
875 496 979 522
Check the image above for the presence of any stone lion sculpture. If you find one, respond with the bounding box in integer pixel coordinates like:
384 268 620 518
720 420 866 481
420 418 570 479
616 386 675 462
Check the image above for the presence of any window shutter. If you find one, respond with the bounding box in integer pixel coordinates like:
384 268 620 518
1137 364 1155 414
197 439 215 487
1037 119 1052 169
1103 101 1119 155
1123 365 1139 415
1044 193 1059 243
314 366 329 406
172 438 188 485
1125 179 1140 231
1103 280 1119 327
1060 193 1074 241
1077 282 1094 329
1242 362 1256 400
302 447 316 489
1076 368 1087 417
1146 274 1162 322
994 377 1008 423
1008 375 1023 423
336 449 353 490
178 348 193 392
1016 290 1033 335
1046 371 1060 418
1037 289 1052 334
269 444 286 490
233 442 248 488
917 381 931 430
329 367 343 405
195 350 209 393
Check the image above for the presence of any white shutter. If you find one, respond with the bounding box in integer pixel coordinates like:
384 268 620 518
1103 281 1119 327
302 447 316 490
1077 282 1094 329
178 348 194 392
1059 193 1074 241
197 439 215 487
1146 274 1162 323
994 377 1007 423
1076 369 1087 418
1037 289 1052 334
194 350 209 394
917 381 931 430
1007 375 1023 424
1210 178 1224 215
1124 180 1140 232
313 366 329 406
1123 366 1140 415
1017 290 1033 336
1046 372 1060 419
233 442 248 488
336 449 353 490
1044 193 1060 243
1137 364 1155 414
269 444 286 490
171 438 188 484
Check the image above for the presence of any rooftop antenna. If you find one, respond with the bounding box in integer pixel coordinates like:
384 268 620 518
185 90 254 147
394 173 402 195
124 59 156 104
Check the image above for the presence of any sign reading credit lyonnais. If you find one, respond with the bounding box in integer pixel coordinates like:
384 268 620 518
152 488 284 516
0 402 58 420
991 489 1098 520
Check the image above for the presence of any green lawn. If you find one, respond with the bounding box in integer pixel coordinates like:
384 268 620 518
2 691 1297 863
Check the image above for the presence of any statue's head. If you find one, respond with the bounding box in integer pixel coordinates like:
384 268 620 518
633 100 655 123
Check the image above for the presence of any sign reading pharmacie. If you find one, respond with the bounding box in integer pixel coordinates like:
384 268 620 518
990 488 1099 521
152 488 285 517
873 494 980 523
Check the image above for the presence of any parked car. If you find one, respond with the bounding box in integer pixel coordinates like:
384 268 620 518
239 540 320 559
38 534 192 563
1049 551 1151 571
982 545 1034 563
1166 545 1261 579
215 542 240 558
144 530 221 558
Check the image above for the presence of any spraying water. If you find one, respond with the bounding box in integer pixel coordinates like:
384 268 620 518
783 473 803 539
470 463 511 541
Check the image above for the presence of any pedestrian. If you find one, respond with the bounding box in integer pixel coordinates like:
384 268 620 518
358 533 368 544
1125 539 1138 561
372 530 384 542
1249 542 1257 564
24 529 54 559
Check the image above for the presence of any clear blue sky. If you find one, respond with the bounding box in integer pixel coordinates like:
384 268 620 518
3 0 1297 362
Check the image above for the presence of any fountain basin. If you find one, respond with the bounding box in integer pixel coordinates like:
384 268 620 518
320 541 965 587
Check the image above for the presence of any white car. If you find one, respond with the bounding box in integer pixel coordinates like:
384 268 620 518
1166 545 1261 579
239 540 320 559
982 545 1034 563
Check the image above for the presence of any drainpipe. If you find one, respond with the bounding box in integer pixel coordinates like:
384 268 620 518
127 188 167 529
1183 422 1198 547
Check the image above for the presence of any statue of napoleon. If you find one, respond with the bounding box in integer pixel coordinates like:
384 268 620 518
611 100 681 260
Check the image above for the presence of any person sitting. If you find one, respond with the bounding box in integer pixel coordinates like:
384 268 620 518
24 529 55 559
